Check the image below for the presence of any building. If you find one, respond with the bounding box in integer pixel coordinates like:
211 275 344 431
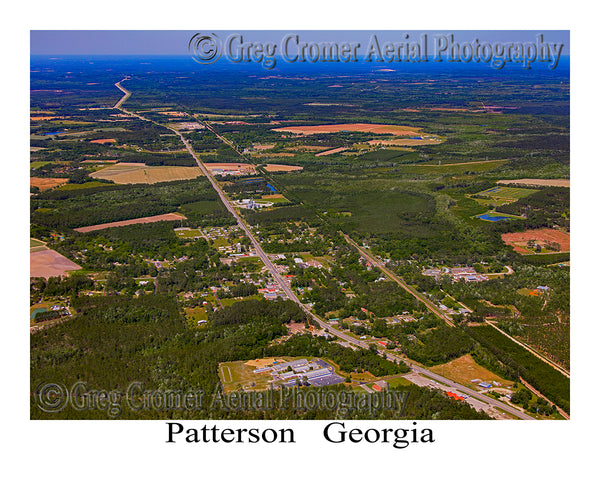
372 380 389 392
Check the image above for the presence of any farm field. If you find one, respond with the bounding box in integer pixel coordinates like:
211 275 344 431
56 181 113 191
501 228 570 254
30 238 48 253
30 177 68 191
471 186 538 206
315 147 349 156
204 162 256 174
367 137 442 147
284 145 330 152
262 163 303 172
90 163 203 184
498 178 570 188
74 212 187 233
393 160 508 174
260 194 288 203
272 123 422 136
30 249 81 278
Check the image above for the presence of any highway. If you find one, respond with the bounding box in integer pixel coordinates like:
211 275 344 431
343 234 455 326
112 78 533 420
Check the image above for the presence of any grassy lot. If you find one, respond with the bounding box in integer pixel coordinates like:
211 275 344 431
211 237 230 248
184 307 208 327
429 354 514 388
218 357 294 393
175 228 204 238
219 294 263 307
235 257 263 271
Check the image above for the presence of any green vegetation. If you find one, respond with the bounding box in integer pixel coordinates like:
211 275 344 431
30 55 569 421
467 325 569 413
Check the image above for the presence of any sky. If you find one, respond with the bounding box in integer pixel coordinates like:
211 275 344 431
31 30 569 56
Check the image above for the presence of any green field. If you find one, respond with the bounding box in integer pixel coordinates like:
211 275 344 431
260 195 290 204
471 186 538 206
30 161 52 169
175 228 204 238
56 181 112 191
30 238 47 252
30 238 45 248
394 160 508 175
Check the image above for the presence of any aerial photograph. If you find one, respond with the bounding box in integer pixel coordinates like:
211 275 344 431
29 30 570 423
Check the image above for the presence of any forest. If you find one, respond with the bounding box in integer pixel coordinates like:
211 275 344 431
31 294 488 420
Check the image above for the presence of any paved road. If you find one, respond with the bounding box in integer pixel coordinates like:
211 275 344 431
113 79 131 109
113 79 533 420
343 234 454 326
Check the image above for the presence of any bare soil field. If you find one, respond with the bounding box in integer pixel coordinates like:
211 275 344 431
74 213 187 233
286 322 307 334
90 163 203 184
30 116 62 121
501 228 570 253
30 177 69 191
498 178 570 188
261 194 286 200
90 138 117 144
243 358 282 368
31 249 82 279
263 164 303 172
252 144 275 150
272 123 422 136
315 147 349 156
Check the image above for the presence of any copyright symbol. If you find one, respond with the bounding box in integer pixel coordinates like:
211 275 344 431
35 382 68 413
188 33 222 65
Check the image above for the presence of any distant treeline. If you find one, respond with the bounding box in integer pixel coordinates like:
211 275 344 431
31 180 222 230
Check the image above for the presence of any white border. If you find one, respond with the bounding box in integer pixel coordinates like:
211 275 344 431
6 0 596 477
